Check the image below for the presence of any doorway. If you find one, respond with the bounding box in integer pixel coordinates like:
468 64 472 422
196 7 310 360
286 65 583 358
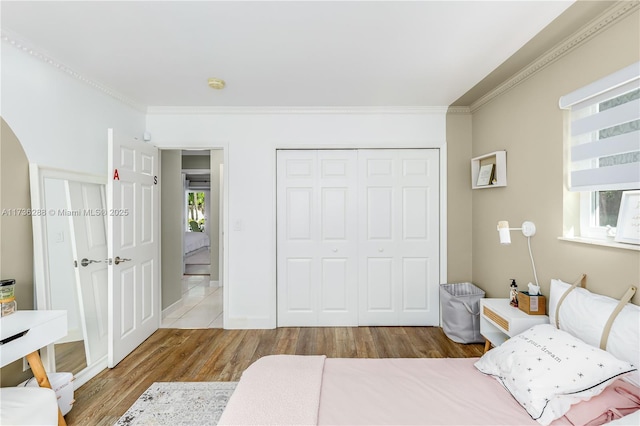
160 149 225 328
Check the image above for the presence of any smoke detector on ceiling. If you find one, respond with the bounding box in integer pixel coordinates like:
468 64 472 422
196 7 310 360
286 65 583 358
208 78 226 90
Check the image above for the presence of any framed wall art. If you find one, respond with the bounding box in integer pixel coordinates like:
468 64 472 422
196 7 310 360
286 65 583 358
615 190 640 245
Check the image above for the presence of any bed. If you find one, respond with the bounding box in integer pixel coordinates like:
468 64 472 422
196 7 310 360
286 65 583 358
219 279 640 426
184 231 210 256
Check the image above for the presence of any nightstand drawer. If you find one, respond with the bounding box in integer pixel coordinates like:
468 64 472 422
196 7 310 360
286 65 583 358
483 306 509 332
480 298 549 353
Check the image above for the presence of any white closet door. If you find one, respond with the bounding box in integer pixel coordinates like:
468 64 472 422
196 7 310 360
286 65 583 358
277 150 358 326
358 149 440 326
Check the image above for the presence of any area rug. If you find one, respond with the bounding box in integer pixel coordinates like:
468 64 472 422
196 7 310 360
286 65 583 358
115 381 237 425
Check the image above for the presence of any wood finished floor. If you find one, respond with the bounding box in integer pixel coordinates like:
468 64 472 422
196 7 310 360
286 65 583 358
67 327 484 425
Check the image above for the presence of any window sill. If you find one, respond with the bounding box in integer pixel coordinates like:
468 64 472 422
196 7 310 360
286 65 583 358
558 236 640 251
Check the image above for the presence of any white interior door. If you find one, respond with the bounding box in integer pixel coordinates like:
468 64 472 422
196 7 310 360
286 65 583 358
277 150 358 326
107 129 160 367
67 181 108 365
358 149 440 326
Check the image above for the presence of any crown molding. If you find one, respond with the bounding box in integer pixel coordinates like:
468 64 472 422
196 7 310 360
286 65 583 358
1 29 147 113
446 106 471 115
146 105 449 115
469 1 640 113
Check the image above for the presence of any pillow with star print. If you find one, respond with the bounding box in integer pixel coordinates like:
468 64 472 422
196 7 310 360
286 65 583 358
474 324 636 426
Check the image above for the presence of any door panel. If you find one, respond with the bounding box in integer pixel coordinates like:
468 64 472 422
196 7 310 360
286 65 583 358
321 258 348 310
287 188 313 239
402 257 429 310
366 258 393 311
358 149 439 326
277 150 358 326
286 258 313 311
321 188 347 239
107 129 159 367
119 266 135 335
403 187 428 239
141 260 154 322
367 188 393 239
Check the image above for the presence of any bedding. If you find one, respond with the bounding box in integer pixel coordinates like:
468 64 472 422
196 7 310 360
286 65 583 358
474 324 636 425
561 379 640 426
219 355 540 426
219 280 640 426
218 354 639 426
184 231 210 256
549 279 640 387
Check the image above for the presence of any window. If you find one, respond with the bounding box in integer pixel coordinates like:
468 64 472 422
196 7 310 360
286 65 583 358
560 62 640 244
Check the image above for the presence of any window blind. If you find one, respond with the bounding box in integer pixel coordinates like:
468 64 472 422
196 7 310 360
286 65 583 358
559 62 640 192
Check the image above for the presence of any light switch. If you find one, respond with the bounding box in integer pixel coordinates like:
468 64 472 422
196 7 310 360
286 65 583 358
233 220 242 231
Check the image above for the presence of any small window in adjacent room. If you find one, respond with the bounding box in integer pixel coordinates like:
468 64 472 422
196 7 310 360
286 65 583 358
560 62 640 246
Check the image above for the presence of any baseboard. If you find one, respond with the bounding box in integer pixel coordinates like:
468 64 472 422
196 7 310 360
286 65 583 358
162 298 184 319
224 316 275 329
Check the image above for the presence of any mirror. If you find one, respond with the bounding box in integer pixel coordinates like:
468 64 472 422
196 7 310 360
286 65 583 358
30 165 108 386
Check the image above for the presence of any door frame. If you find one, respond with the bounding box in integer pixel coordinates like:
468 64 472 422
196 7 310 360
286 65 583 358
273 146 448 326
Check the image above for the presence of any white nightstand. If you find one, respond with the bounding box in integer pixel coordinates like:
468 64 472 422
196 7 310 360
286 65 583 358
480 298 548 353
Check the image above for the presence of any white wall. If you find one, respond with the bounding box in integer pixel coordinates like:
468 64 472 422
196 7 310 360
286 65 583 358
1 41 146 174
146 111 447 328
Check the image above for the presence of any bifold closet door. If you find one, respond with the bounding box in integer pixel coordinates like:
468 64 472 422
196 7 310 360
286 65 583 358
277 150 358 326
358 149 440 326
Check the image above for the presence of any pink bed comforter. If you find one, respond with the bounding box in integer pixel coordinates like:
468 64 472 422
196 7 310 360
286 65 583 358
218 355 638 425
318 357 537 425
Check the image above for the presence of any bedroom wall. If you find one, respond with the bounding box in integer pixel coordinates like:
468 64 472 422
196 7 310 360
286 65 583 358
470 7 640 304
146 111 448 328
445 111 473 283
161 150 184 310
0 118 37 386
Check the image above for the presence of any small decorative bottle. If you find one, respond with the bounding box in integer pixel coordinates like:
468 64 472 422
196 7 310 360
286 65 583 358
509 279 519 308
0 279 17 316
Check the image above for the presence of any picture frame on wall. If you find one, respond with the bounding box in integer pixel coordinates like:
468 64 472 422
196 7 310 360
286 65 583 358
476 164 495 187
614 190 640 245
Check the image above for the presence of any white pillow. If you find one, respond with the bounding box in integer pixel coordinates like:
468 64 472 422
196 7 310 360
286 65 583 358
474 324 636 425
549 279 640 387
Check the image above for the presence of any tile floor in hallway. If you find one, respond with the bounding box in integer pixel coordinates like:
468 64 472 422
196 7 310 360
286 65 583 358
160 275 223 328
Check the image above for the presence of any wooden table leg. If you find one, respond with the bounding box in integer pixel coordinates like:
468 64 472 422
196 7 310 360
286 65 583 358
25 350 67 426
483 339 491 353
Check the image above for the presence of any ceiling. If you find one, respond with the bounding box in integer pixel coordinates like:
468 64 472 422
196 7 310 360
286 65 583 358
1 1 579 108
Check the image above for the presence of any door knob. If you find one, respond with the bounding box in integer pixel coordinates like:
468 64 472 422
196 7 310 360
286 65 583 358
378 248 384 252
80 258 102 267
332 248 338 253
114 256 132 265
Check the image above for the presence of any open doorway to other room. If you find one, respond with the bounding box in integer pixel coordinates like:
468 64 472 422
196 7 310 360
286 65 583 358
160 149 224 328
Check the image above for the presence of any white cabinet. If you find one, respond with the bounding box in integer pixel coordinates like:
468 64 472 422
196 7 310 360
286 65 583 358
480 298 548 352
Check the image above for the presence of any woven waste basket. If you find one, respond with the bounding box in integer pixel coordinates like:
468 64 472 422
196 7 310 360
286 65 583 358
440 282 485 344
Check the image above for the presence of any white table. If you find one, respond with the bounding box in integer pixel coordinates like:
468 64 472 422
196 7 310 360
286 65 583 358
480 298 548 353
0 310 67 426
